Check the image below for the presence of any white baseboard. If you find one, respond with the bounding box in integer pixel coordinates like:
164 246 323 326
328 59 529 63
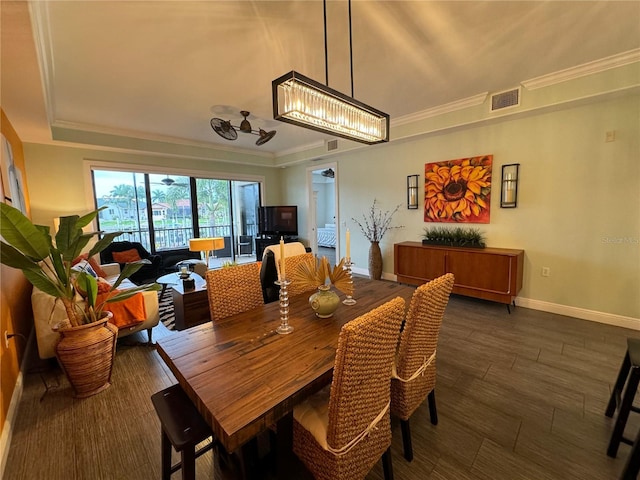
386 272 640 330
516 297 640 331
0 371 23 479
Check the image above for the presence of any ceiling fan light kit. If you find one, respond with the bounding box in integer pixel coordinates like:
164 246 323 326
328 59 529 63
272 70 389 145
272 0 389 145
210 110 276 145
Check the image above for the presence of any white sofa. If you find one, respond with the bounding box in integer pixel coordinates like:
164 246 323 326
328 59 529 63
32 262 160 359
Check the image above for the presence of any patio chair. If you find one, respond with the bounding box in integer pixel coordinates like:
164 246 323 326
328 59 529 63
237 235 253 256
390 273 455 461
292 296 406 480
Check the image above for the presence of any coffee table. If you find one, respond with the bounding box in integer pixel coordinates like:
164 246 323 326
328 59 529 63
156 272 210 330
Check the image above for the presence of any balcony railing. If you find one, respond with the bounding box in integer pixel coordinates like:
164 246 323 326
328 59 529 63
109 223 259 256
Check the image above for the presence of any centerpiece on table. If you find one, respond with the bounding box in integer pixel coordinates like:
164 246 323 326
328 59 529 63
0 203 159 397
290 256 354 318
352 199 403 280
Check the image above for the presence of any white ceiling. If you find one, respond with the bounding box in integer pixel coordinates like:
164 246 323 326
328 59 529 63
2 1 639 158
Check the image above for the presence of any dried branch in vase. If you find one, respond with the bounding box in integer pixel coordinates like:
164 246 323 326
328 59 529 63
352 199 403 243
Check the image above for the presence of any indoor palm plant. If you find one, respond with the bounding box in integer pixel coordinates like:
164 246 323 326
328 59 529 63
0 202 159 397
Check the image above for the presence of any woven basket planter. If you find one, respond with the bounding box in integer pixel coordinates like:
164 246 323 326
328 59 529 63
54 314 118 398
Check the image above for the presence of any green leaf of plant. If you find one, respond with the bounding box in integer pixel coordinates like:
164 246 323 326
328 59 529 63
75 272 98 308
0 241 42 270
54 215 82 253
87 232 122 258
104 283 161 305
110 261 146 289
23 269 62 298
0 203 50 260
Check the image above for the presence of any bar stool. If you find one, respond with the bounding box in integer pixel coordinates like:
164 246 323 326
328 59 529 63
620 427 640 480
605 338 640 459
151 384 215 480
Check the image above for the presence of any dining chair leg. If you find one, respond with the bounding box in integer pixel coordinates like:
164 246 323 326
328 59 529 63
607 350 631 417
181 446 196 480
400 419 413 462
621 425 640 480
428 390 438 425
161 430 172 480
608 367 640 458
382 446 394 480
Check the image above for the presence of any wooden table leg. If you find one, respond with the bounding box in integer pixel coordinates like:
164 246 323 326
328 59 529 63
276 411 294 480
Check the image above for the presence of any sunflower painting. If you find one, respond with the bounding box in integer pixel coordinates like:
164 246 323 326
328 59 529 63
424 155 492 223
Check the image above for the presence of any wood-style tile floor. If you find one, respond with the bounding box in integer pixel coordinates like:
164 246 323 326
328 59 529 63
4 292 639 479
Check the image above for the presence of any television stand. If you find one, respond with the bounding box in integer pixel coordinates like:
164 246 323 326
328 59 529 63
255 236 299 259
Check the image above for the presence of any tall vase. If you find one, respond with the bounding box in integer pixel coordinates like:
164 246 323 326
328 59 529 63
55 314 118 398
369 241 383 280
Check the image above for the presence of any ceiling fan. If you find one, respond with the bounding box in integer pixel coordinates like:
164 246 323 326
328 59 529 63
151 176 188 187
210 110 276 146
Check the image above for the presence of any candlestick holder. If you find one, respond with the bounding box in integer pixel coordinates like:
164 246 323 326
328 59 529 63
342 258 357 305
275 278 293 334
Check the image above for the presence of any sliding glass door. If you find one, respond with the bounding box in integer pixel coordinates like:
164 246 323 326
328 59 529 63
92 168 261 264
148 173 193 251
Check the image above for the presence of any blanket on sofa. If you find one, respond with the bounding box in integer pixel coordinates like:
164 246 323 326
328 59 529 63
96 290 146 329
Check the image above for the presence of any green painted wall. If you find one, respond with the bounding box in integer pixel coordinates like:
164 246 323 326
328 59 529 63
22 143 283 228
281 95 640 319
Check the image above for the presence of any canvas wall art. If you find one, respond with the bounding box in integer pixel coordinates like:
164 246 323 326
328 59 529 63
424 154 493 223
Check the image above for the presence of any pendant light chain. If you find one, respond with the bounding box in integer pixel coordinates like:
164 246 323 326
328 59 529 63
324 0 329 86
323 0 354 96
348 0 354 97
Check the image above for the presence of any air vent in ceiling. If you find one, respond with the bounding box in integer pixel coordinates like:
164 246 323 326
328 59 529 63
490 87 520 112
327 139 338 151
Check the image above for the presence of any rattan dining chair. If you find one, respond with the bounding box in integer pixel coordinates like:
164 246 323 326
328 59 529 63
293 296 406 480
205 262 264 323
286 252 318 297
390 273 455 462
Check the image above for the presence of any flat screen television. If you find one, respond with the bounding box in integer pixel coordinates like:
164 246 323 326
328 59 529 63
258 205 298 237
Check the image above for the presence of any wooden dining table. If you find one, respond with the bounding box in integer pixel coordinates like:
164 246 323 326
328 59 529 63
156 277 416 479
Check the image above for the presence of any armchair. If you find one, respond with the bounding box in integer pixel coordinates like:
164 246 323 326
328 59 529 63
100 241 162 284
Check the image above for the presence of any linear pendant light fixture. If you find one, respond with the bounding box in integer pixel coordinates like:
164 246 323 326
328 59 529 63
272 0 389 145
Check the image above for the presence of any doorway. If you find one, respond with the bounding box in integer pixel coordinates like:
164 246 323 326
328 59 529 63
307 163 338 265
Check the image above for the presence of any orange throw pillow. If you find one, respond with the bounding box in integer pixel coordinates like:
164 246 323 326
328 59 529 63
112 248 142 263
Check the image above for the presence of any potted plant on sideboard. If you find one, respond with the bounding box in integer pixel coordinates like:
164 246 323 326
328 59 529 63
0 203 159 398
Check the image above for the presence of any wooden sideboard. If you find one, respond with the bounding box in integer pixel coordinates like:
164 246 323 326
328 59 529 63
394 241 524 306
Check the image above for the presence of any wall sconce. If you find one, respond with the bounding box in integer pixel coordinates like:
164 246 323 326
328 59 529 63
407 175 419 209
500 164 520 208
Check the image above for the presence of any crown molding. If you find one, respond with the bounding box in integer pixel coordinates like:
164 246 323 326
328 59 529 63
275 140 326 158
29 1 55 127
392 93 489 127
522 48 640 90
52 120 274 159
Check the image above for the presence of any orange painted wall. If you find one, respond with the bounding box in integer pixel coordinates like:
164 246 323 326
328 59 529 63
0 108 33 431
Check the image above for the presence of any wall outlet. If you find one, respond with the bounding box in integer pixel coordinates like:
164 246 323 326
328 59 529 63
541 267 551 277
605 131 616 142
